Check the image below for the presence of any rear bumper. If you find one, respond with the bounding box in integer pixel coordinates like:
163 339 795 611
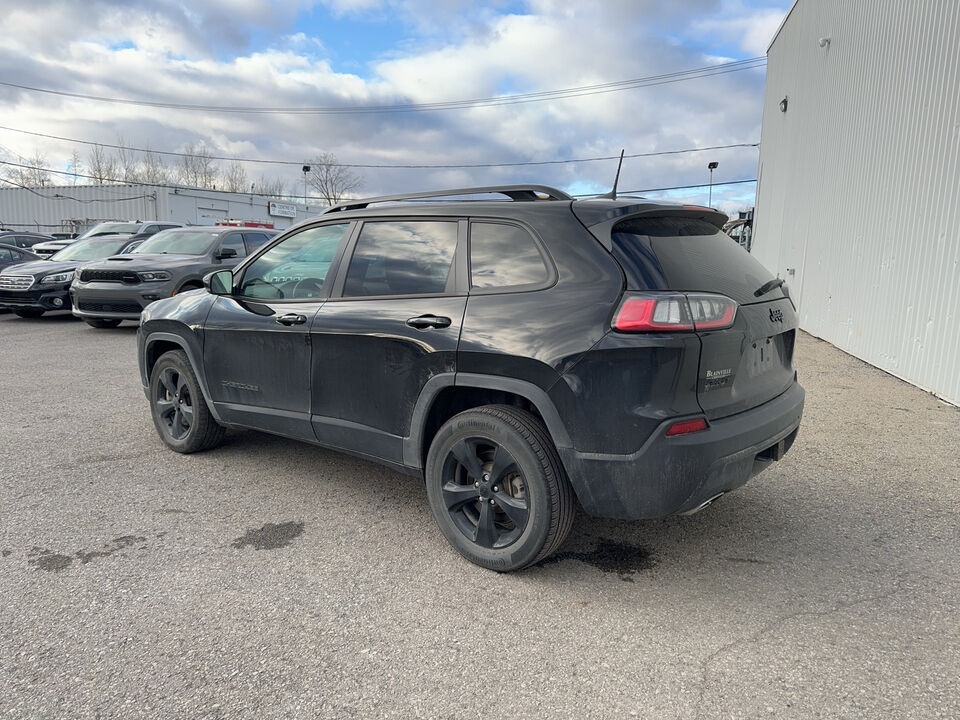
558 380 805 520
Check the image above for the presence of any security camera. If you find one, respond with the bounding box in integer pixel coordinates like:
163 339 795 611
818 37 831 48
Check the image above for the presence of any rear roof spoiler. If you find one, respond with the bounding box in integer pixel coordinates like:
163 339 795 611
572 203 729 251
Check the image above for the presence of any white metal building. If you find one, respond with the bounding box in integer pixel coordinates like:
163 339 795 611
0 183 316 235
753 0 960 406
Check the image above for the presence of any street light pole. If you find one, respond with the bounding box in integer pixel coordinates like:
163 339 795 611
302 164 311 209
707 161 719 207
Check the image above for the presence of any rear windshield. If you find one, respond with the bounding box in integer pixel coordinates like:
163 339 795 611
77 222 140 239
134 230 220 255
611 217 784 304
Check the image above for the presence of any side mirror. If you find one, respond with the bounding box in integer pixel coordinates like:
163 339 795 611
204 270 233 295
217 247 238 260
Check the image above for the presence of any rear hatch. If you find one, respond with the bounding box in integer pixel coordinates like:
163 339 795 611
606 212 798 420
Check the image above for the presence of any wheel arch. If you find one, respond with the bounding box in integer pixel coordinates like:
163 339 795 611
141 330 224 424
405 372 573 471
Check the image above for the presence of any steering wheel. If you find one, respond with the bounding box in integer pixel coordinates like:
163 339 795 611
292 277 324 298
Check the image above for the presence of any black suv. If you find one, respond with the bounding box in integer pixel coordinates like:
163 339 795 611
137 185 804 571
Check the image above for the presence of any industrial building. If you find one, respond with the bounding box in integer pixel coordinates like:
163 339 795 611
0 183 314 235
753 0 959 405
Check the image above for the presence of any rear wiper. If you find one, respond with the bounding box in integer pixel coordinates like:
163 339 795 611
754 277 784 297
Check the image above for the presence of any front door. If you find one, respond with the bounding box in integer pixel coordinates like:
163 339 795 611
310 218 467 465
202 222 353 440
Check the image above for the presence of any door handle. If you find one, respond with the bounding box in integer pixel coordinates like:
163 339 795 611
276 313 307 326
406 314 452 329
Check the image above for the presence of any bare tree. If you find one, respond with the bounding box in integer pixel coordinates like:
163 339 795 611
140 149 168 185
12 150 52 186
307 152 363 206
176 143 219 189
68 150 83 185
253 174 288 197
222 159 248 193
88 144 117 184
115 136 140 183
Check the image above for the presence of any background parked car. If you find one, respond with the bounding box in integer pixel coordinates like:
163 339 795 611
0 244 40 271
71 226 277 327
0 231 56 250
0 234 143 318
30 221 182 257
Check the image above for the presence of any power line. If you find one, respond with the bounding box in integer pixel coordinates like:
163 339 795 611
0 158 756 204
0 57 766 115
0 124 758 169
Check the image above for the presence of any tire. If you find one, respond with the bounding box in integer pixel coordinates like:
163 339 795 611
176 282 203 294
85 318 122 329
14 308 44 318
148 349 225 453
425 404 575 572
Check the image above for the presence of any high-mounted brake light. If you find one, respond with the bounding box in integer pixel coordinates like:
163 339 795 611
613 293 737 332
665 418 709 436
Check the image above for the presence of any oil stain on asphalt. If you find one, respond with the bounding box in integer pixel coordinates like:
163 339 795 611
542 539 655 581
232 521 304 551
26 534 161 573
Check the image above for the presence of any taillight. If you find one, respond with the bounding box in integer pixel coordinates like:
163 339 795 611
665 418 709 436
613 293 737 332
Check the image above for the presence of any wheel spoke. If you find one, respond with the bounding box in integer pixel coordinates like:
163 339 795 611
473 500 498 548
493 490 529 527
179 402 194 426
442 481 479 511
176 375 189 398
155 398 175 416
450 439 485 482
159 369 178 398
488 444 517 484
172 407 184 437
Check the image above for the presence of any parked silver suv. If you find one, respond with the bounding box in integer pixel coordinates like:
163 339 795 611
71 226 277 328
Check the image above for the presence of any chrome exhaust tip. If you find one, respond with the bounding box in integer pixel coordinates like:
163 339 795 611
679 492 726 516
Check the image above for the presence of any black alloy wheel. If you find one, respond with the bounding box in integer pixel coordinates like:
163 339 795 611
425 405 575 571
148 350 225 453
442 438 530 549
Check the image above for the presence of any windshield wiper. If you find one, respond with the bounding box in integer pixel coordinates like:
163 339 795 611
754 277 784 297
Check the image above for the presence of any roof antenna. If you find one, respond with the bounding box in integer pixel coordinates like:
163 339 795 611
597 149 625 200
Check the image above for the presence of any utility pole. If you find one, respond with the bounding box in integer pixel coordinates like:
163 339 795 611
708 161 718 206
302 164 311 208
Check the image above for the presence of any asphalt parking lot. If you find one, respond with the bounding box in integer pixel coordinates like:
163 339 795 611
1 312 957 719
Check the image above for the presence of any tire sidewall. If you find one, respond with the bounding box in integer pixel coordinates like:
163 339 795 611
149 352 203 452
425 411 553 571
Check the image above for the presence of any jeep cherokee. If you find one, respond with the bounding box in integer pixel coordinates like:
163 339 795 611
137 185 804 571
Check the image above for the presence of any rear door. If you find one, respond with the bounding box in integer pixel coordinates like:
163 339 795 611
611 215 798 419
310 218 467 464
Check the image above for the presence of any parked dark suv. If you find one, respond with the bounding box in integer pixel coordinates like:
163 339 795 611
71 226 277 327
137 185 804 571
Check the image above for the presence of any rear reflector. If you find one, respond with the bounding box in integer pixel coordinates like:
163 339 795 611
613 293 737 332
665 418 709 436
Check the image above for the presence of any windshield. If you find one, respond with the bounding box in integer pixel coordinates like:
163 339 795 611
77 222 140 240
49 237 132 261
134 229 219 255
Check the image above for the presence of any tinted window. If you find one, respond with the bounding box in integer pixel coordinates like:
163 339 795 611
219 233 246 258
242 232 271 254
470 222 548 289
142 225 160 234
0 247 13 261
612 217 784 304
134 230 220 255
343 221 457 297
239 224 349 300
77 222 140 239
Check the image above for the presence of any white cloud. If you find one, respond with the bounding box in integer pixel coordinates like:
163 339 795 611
0 0 788 211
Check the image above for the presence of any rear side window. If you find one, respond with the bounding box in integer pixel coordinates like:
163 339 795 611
469 222 548 289
343 221 457 297
612 217 783 304
0 247 13 260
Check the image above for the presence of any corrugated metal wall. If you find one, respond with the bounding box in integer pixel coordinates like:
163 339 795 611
753 0 960 406
0 185 162 234
0 184 314 233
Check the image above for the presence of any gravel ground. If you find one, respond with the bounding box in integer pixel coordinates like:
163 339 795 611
1 312 957 719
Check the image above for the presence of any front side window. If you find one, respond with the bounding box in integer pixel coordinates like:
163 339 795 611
0 247 13 261
342 221 458 298
469 222 548 289
238 223 350 300
219 233 246 258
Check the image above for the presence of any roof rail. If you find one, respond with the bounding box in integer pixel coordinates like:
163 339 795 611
324 184 573 214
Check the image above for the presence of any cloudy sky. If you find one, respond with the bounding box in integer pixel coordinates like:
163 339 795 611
0 0 790 213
